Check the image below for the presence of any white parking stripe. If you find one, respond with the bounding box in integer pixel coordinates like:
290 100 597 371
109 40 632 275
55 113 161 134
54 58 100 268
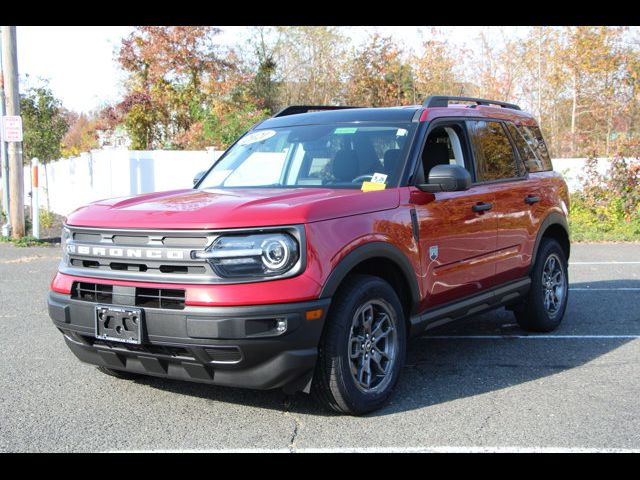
570 261 640 265
570 288 640 291
421 335 640 340
109 446 640 453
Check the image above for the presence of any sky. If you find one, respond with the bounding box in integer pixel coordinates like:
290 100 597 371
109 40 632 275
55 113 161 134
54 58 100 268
12 26 528 114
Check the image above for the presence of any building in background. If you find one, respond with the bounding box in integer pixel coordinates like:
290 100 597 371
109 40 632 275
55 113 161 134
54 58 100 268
96 125 131 149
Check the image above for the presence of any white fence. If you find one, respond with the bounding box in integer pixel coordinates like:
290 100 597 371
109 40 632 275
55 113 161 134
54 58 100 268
23 148 222 217
18 150 633 217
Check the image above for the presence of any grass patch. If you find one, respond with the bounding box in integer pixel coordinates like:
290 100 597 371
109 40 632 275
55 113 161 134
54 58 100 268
0 235 48 247
569 196 640 242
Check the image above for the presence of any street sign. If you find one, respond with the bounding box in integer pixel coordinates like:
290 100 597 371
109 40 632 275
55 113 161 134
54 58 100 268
1 115 23 142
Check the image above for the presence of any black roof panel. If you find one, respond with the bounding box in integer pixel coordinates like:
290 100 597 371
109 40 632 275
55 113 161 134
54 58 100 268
257 106 422 129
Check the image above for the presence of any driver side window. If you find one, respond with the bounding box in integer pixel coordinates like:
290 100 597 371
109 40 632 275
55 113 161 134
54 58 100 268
418 123 473 183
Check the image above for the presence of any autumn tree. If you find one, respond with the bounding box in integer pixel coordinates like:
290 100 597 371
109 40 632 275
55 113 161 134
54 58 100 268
60 112 101 157
117 26 229 149
412 29 465 98
272 26 349 106
345 34 414 107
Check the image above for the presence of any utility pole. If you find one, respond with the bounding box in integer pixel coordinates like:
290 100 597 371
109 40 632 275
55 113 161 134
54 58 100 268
1 26 24 238
0 27 11 236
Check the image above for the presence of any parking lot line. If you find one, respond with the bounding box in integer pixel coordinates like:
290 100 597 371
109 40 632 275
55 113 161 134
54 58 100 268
570 261 640 265
109 446 640 453
422 335 640 339
570 288 640 291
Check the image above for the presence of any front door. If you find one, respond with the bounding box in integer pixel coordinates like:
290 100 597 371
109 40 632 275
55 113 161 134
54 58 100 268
411 121 498 311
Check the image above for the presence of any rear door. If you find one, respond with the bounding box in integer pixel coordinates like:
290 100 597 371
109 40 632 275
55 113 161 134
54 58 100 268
467 119 540 285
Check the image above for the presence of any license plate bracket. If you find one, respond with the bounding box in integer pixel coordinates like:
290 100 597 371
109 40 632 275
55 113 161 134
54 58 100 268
95 305 143 344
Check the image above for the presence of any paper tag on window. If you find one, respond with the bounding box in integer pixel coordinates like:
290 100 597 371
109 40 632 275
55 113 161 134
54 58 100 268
370 173 388 184
361 181 386 192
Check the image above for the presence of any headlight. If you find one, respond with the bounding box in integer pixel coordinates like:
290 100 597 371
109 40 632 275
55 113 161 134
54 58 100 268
194 232 300 278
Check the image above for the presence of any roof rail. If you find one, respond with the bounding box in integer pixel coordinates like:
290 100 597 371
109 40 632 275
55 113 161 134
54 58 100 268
273 105 359 118
423 96 521 111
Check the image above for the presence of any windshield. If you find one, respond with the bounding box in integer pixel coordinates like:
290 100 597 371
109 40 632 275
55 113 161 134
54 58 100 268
197 123 416 190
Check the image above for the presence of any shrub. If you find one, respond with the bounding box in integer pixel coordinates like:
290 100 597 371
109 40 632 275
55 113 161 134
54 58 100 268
39 208 55 230
570 155 640 241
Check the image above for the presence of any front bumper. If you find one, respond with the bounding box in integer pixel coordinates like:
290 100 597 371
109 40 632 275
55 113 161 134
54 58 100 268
48 291 330 392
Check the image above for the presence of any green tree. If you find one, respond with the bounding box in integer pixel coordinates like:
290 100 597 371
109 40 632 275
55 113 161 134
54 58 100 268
20 83 69 164
246 27 280 114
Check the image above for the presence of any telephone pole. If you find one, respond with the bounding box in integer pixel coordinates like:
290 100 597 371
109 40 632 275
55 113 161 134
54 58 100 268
1 26 24 238
0 27 11 235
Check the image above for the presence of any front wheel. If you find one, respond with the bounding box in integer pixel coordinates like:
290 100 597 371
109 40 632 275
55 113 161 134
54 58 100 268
515 238 569 332
312 274 406 415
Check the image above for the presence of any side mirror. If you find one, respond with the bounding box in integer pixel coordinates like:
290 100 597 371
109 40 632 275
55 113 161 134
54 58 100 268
417 164 471 193
193 170 206 186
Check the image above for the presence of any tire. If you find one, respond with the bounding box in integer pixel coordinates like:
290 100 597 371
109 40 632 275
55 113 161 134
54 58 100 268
96 366 140 380
515 238 569 332
312 274 407 415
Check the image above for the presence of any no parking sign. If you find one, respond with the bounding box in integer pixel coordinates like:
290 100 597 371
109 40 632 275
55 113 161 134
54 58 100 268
1 115 23 142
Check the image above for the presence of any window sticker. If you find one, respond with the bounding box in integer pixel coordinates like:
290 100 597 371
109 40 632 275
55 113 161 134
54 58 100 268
238 130 277 146
396 128 408 136
334 127 358 134
370 172 388 184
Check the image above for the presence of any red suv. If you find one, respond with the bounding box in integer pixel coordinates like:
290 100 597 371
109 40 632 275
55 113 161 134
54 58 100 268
48 96 570 415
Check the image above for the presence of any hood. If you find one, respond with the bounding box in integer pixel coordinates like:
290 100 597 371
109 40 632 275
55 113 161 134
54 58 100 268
66 187 400 229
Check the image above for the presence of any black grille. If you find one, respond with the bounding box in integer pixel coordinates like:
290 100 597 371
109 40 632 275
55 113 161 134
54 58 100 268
89 337 194 359
71 282 185 310
71 282 113 303
135 287 185 310
204 346 243 363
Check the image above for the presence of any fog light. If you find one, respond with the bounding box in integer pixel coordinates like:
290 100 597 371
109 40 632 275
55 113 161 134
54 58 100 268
276 319 287 334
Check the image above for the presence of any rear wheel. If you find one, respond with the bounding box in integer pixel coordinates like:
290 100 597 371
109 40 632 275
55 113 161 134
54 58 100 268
312 274 406 415
515 238 569 332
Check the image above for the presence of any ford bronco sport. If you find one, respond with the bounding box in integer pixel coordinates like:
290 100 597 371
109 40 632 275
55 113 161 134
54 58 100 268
48 96 570 415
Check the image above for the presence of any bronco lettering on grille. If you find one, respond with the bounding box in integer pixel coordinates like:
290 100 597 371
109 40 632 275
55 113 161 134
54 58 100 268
67 244 186 260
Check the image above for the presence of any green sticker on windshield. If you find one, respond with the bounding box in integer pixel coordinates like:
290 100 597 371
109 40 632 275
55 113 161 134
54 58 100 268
334 127 358 134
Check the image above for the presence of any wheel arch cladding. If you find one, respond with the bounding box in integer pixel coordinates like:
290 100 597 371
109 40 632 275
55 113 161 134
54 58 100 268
319 242 420 320
532 212 571 269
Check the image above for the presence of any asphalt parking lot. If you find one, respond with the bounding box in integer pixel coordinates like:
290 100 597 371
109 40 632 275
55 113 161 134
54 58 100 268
0 242 639 452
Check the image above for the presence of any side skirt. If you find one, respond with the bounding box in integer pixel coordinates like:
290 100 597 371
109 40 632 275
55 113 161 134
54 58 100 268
409 277 531 337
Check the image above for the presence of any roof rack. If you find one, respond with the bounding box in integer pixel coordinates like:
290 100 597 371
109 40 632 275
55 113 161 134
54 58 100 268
273 105 359 118
423 96 521 111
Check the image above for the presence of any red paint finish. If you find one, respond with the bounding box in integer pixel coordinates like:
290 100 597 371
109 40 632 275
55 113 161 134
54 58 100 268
408 185 498 311
66 187 400 230
491 171 569 285
51 270 323 306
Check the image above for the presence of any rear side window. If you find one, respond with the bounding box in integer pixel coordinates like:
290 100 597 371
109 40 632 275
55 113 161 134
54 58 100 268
517 125 553 171
505 122 545 173
469 120 523 181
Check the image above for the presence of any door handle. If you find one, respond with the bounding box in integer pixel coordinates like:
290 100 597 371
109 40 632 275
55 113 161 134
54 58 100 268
472 202 493 212
525 195 541 204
